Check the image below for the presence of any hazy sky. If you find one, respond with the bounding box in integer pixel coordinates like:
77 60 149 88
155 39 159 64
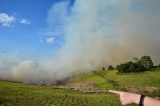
0 0 160 82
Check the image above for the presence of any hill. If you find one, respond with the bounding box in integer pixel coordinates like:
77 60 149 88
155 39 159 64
1 69 160 106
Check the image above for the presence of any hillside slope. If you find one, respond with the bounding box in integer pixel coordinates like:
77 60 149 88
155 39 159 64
70 69 160 97
1 69 160 106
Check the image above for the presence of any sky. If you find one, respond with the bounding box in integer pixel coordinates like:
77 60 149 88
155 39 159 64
0 0 160 82
0 0 74 58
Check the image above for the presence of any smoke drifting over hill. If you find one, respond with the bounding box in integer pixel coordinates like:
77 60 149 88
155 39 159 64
0 0 160 82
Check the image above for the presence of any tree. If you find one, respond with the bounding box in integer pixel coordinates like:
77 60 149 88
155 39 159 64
102 67 106 71
117 62 131 73
108 65 114 70
117 56 153 73
136 62 146 71
158 64 160 68
128 62 136 72
138 56 153 70
117 62 146 73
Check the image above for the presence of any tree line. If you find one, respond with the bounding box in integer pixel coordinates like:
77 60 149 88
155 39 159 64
107 56 160 73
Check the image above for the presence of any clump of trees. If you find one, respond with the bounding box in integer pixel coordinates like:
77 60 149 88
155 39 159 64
117 56 153 73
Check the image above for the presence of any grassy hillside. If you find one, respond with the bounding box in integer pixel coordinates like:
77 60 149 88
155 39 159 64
71 69 160 97
0 69 160 106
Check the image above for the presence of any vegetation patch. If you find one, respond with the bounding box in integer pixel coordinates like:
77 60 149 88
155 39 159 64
117 56 153 73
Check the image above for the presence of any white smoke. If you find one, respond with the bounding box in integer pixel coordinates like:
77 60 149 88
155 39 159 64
0 0 160 82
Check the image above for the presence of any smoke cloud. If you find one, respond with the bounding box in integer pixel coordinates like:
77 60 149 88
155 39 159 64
0 0 160 82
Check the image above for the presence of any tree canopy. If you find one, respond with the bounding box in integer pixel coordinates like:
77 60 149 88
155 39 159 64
117 56 153 73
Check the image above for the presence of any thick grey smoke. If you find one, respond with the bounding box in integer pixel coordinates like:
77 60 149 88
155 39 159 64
0 0 160 82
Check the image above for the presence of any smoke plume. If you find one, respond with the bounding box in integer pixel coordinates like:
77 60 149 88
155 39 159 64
0 0 160 82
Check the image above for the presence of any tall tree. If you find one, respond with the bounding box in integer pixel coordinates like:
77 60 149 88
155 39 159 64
138 56 153 70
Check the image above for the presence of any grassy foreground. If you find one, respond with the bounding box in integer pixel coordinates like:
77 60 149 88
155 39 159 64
0 80 121 106
1 69 160 106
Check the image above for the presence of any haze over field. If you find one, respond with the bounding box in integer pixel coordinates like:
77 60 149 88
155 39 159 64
0 0 160 82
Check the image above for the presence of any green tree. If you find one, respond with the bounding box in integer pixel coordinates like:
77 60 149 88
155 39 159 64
158 64 160 68
117 62 146 73
108 65 114 70
117 56 153 73
138 56 153 70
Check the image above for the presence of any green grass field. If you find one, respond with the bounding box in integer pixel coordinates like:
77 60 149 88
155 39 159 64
0 80 121 106
0 69 160 106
